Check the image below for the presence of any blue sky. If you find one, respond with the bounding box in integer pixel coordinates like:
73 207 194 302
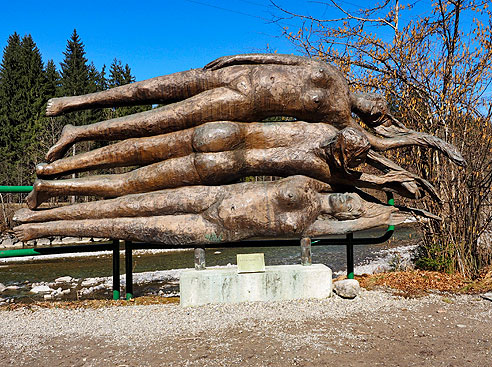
1 0 308 80
0 0 455 81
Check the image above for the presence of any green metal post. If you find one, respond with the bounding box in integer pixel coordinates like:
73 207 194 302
0 186 33 193
346 233 354 279
0 248 40 257
112 239 120 300
386 193 395 232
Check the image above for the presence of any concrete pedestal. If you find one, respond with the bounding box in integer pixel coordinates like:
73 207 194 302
180 264 332 307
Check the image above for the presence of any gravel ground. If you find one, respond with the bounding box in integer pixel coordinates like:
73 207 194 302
0 290 491 366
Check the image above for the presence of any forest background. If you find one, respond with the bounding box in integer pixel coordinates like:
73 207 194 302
0 0 491 278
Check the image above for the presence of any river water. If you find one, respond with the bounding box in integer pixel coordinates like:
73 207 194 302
0 226 418 293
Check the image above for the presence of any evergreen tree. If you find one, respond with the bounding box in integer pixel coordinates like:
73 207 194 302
0 33 22 158
60 29 89 97
0 33 51 186
107 58 150 118
44 60 60 98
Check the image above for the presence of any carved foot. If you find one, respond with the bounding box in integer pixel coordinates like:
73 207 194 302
45 124 76 162
46 97 72 116
36 162 55 177
13 224 36 242
26 180 51 209
12 208 35 223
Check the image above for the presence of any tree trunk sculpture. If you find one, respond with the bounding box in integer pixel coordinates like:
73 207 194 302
44 54 465 167
26 121 439 209
13 53 464 243
14 176 413 244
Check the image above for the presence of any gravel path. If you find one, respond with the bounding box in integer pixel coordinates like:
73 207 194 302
1 290 491 366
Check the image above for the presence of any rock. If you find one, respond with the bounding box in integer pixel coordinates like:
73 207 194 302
81 279 100 287
55 276 73 284
1 236 15 248
92 237 110 242
36 238 51 246
30 285 52 294
333 279 360 299
62 237 83 245
43 294 53 300
6 285 19 291
0 283 6 293
50 236 64 245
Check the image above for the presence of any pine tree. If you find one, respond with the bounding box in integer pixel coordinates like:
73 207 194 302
108 58 150 118
44 60 60 98
0 33 51 186
60 29 89 97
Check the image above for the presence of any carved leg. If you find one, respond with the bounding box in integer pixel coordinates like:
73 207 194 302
45 87 251 162
46 69 219 116
15 185 222 223
27 155 201 209
13 215 221 244
37 129 195 177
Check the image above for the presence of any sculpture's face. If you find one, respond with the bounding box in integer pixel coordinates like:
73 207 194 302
328 193 363 220
324 127 371 171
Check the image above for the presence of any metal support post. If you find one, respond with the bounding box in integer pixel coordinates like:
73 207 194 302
346 233 354 279
112 239 120 300
125 241 134 300
194 248 206 270
300 237 312 266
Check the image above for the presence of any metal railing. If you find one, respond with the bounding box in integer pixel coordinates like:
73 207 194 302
1 186 395 300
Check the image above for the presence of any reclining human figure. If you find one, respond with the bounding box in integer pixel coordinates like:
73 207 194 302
26 121 439 209
14 175 418 244
44 53 465 167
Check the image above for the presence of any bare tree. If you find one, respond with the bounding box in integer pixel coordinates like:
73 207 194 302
273 0 492 277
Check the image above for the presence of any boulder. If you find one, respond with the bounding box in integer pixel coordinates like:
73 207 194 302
36 238 51 246
55 276 73 284
30 285 52 294
333 279 360 299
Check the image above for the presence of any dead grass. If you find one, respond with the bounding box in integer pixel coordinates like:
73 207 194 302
356 267 492 297
0 296 179 311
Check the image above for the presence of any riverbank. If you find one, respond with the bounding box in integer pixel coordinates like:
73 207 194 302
0 288 490 366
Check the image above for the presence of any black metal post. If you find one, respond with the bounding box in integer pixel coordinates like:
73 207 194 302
112 239 120 300
125 240 134 300
346 233 354 279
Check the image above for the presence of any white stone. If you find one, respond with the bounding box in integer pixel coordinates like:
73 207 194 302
55 276 73 283
50 236 64 245
81 279 100 287
36 238 51 246
30 285 52 294
333 279 360 299
62 237 84 244
92 237 110 242
1 236 14 248
180 264 332 307
0 283 6 293
43 294 52 300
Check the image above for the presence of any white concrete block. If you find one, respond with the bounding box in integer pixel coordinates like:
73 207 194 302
180 264 332 307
